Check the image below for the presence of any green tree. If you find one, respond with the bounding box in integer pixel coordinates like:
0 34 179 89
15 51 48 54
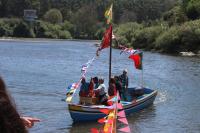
163 6 188 25
71 4 98 39
44 9 63 24
185 0 200 19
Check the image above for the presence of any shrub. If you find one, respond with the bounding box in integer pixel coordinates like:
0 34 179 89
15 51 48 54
0 18 22 36
58 30 72 39
61 20 74 32
34 20 49 38
13 22 35 38
114 22 143 47
185 0 200 20
179 20 200 52
163 6 188 25
155 26 181 53
133 25 165 50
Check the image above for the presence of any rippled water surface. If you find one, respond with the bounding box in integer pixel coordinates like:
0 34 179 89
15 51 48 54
0 40 200 133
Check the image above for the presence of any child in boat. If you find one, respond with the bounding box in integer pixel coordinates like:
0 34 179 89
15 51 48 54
79 77 89 97
94 77 108 105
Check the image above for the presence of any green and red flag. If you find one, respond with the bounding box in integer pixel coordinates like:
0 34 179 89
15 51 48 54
129 52 143 70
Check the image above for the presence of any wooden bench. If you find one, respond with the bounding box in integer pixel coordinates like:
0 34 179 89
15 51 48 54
79 96 99 105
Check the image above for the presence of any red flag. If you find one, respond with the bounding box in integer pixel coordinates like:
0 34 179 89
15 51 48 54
100 25 112 50
118 126 131 133
91 128 99 133
129 52 143 70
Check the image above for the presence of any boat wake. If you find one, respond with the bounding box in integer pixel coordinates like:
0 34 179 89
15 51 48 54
154 90 167 104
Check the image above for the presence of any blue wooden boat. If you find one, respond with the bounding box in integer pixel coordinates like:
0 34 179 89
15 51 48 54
68 87 157 122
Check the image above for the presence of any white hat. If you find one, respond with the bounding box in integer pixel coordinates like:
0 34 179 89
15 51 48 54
123 69 128 73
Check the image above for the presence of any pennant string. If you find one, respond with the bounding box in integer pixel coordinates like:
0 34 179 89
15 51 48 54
66 56 96 102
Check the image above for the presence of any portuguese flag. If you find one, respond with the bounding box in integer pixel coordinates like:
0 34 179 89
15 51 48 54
129 52 143 70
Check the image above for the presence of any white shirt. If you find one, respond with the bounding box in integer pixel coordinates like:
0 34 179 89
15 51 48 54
96 84 106 96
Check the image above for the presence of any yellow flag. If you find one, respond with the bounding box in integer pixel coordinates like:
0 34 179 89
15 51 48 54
105 4 113 24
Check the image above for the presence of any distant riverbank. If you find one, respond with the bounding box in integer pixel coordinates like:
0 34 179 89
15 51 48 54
0 37 199 57
0 37 100 43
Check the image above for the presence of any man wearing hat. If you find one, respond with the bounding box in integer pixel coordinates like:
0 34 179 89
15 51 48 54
119 69 128 101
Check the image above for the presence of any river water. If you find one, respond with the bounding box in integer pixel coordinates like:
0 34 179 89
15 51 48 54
0 40 199 133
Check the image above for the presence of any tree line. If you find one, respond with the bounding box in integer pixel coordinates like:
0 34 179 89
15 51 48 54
0 0 177 39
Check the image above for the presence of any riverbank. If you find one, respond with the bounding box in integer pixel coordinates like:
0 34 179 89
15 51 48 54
0 37 100 43
1 37 200 57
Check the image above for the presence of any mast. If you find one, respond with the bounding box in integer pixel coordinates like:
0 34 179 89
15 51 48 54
109 25 113 82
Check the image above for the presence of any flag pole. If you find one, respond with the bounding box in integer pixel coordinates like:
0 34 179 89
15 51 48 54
141 53 144 88
109 25 113 83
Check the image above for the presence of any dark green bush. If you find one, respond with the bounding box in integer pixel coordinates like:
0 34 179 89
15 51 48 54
114 22 143 47
185 0 200 20
13 22 35 38
34 21 49 38
58 30 72 39
133 25 165 50
163 6 188 25
61 20 74 32
0 18 21 36
155 26 181 53
179 20 200 52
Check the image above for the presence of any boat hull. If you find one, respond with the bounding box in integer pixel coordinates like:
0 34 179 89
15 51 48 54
68 88 157 122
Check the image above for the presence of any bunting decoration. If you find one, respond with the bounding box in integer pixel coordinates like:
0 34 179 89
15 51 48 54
81 57 95 76
118 126 131 133
66 57 96 102
105 4 113 24
120 47 138 55
91 92 131 133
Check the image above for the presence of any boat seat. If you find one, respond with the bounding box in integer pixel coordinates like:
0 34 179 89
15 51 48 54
79 96 98 105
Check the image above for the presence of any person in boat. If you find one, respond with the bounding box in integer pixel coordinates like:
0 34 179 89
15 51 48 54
0 76 40 133
88 78 95 97
119 69 129 101
114 76 122 98
79 77 89 97
108 77 117 97
94 77 108 105
93 77 99 89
